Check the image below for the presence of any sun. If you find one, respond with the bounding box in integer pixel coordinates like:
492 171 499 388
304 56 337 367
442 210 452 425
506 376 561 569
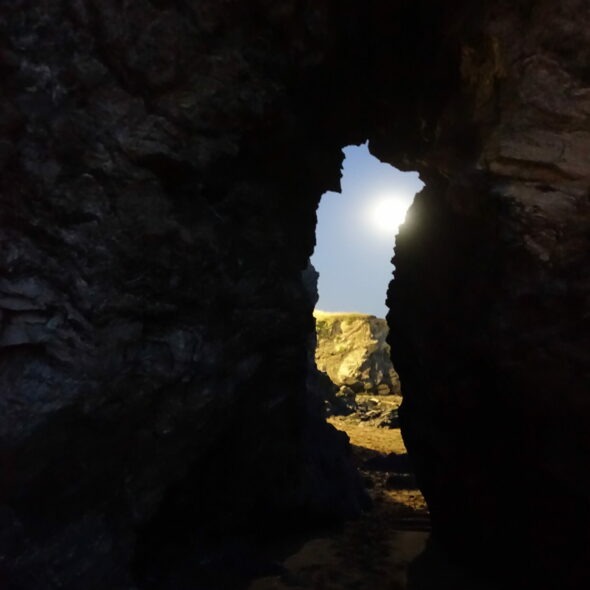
367 194 411 236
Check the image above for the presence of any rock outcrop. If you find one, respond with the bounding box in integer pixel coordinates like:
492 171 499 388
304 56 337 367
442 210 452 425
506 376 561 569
1 1 589 589
0 4 369 588
314 311 400 395
385 3 590 587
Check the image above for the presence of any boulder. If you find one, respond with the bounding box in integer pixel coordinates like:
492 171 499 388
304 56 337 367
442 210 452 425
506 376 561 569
314 311 401 395
330 385 358 416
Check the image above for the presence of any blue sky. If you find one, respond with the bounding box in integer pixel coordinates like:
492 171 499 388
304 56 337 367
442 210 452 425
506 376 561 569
311 143 423 318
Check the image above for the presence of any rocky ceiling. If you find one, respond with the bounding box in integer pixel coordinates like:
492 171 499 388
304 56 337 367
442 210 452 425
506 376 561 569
1 1 589 588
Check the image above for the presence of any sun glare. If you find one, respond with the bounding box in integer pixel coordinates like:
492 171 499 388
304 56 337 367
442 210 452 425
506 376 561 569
367 195 411 236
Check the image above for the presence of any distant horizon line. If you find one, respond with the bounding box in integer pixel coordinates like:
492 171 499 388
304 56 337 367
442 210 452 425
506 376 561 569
313 308 385 320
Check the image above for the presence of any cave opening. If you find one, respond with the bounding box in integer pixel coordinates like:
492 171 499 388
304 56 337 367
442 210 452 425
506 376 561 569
311 142 423 318
307 142 432 586
310 141 421 408
131 141 434 590
6 3 590 590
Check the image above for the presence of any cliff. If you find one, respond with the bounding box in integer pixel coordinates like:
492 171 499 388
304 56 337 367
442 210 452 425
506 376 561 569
314 311 400 395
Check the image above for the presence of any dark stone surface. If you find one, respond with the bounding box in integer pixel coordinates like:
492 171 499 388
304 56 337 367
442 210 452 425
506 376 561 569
0 2 368 588
387 2 590 587
364 453 412 474
0 1 589 588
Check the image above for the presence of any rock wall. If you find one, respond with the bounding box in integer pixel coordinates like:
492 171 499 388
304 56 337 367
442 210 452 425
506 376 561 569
1 1 589 589
384 2 590 587
314 311 400 395
0 3 369 588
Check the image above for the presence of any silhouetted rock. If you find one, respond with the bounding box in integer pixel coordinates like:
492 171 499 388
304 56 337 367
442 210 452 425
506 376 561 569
376 408 400 429
329 386 357 416
1 1 589 589
386 473 418 489
364 453 413 473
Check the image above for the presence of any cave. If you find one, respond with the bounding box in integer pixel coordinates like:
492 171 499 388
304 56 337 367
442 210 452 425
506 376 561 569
1 1 590 589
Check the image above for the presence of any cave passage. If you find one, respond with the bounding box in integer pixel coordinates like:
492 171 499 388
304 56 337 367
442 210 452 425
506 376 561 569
301 143 432 589
5 2 590 590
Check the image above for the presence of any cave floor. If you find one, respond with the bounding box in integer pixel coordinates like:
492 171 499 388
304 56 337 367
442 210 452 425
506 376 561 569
249 418 430 590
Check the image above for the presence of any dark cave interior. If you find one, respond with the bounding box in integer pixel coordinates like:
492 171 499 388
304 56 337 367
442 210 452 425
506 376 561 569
1 1 590 589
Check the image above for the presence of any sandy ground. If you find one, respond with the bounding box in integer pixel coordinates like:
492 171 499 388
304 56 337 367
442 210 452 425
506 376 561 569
249 418 430 590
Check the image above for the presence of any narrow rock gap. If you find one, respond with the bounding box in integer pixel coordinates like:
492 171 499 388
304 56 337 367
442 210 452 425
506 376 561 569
311 142 422 318
254 142 434 589
131 143 432 590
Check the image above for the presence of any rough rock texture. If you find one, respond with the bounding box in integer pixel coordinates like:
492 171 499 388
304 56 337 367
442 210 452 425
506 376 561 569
1 1 589 589
0 3 369 588
384 2 590 588
314 311 400 395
